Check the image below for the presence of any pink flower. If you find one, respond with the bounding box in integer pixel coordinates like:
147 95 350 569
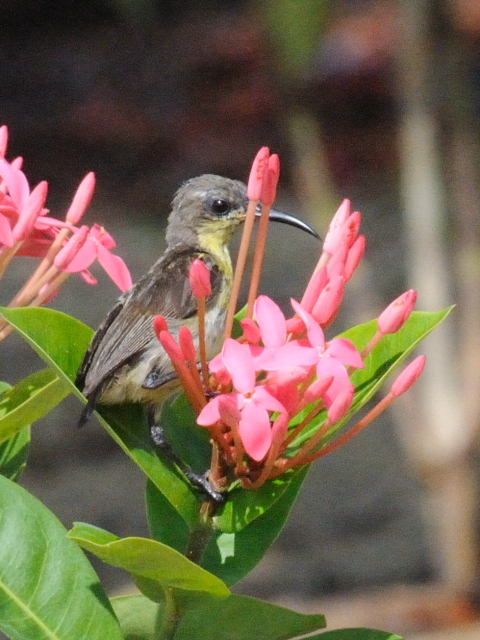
252 295 318 371
198 338 287 461
291 299 363 407
63 223 132 292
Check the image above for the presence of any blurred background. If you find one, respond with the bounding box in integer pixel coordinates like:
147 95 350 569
2 0 480 638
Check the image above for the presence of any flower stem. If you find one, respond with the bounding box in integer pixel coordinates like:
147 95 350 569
224 199 258 339
247 203 271 317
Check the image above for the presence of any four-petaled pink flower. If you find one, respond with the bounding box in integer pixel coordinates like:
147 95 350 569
197 338 287 461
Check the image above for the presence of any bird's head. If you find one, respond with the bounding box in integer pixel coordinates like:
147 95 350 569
166 174 320 255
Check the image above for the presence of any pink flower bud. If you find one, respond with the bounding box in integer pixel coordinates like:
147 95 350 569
189 258 212 298
327 243 348 280
304 375 334 404
179 325 197 362
301 266 328 313
54 225 89 269
66 172 96 224
261 154 280 206
0 126 8 158
0 212 14 247
240 318 261 344
378 290 417 334
323 199 351 255
345 235 365 280
157 330 185 369
247 147 270 201
12 181 48 242
285 317 305 334
327 386 354 423
392 355 426 397
153 315 169 336
311 275 346 326
340 210 362 249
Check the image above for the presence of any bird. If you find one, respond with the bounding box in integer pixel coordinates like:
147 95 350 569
76 174 319 499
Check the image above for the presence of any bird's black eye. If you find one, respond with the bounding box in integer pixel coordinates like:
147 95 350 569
210 199 230 215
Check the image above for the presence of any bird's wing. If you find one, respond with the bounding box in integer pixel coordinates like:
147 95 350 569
79 246 222 397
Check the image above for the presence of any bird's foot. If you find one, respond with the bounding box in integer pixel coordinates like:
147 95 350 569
150 425 225 504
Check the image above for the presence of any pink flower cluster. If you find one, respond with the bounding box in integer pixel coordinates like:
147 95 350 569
0 125 132 337
154 159 425 490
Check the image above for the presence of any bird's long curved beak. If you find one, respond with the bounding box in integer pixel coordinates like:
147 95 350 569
255 205 321 241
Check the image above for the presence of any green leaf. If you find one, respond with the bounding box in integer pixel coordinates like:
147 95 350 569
215 466 305 533
174 591 326 640
146 479 190 554
0 369 69 445
0 427 30 481
111 592 326 640
309 630 403 640
0 475 123 640
68 522 230 598
201 466 309 585
0 382 30 481
111 594 164 640
1 306 202 529
0 306 93 382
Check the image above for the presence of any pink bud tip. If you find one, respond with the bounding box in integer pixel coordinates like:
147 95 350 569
304 375 334 404
378 289 417 334
323 199 351 255
301 266 328 313
311 275 345 326
285 317 305 334
12 181 48 242
54 225 89 269
240 318 261 344
392 355 426 397
179 325 197 361
153 316 169 336
189 258 212 298
158 330 185 368
247 147 270 201
345 234 365 280
66 172 96 224
327 386 354 423
0 126 8 157
261 154 280 206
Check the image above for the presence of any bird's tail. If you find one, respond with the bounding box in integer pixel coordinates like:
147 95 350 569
76 387 103 429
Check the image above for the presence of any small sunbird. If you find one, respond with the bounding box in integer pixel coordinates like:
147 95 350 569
76 174 319 499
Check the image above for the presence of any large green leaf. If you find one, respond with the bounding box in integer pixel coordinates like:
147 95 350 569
68 522 230 598
0 475 123 640
0 306 93 382
0 306 202 529
146 465 309 585
201 465 309 584
0 369 69 445
111 592 326 640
